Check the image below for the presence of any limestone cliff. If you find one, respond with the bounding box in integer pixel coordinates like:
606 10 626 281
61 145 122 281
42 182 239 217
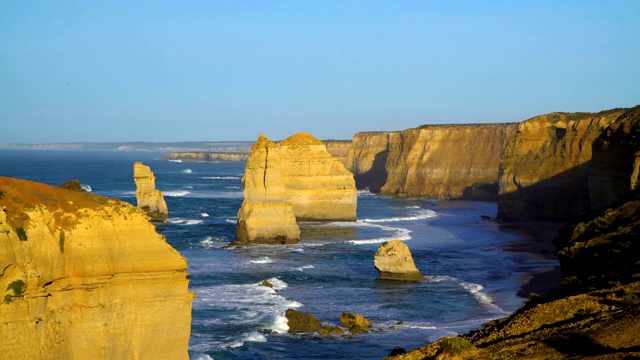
0 176 192 359
380 123 518 198
348 131 393 192
278 133 357 221
159 152 249 163
497 108 626 221
589 106 640 210
234 133 300 245
324 140 353 171
133 162 168 222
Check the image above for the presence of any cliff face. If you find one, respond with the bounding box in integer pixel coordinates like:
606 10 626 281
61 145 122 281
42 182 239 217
497 109 626 221
379 124 518 198
159 152 249 163
324 140 353 171
348 132 393 192
278 133 357 221
133 162 168 222
589 106 640 210
234 134 301 245
0 177 192 359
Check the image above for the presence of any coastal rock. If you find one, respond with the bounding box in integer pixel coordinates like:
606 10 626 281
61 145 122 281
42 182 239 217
340 312 372 333
277 132 357 221
57 179 85 192
0 176 192 359
160 152 249 163
285 308 323 333
348 131 393 192
374 240 425 281
133 162 169 222
589 106 640 209
234 133 300 245
325 140 354 171
497 108 625 221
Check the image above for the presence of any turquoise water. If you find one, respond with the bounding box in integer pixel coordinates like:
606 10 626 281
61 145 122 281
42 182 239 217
0 150 557 359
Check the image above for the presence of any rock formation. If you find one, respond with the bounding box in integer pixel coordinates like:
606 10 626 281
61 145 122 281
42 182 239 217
348 131 393 192
133 162 169 222
340 312 372 333
324 140 353 170
58 179 85 192
277 132 357 221
233 133 301 245
159 152 249 162
0 176 192 359
589 106 640 210
285 308 323 333
497 108 626 221
374 240 425 281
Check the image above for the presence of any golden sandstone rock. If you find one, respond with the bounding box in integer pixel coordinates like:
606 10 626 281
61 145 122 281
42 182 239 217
0 176 192 359
133 162 168 222
374 240 425 281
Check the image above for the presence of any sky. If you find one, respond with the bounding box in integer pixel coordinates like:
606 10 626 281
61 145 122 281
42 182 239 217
1 1 639 143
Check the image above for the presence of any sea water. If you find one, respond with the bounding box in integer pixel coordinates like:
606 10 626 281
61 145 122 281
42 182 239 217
0 150 557 359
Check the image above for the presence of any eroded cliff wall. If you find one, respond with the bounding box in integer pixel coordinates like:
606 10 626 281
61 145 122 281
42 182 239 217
324 140 353 171
348 132 393 192
379 124 518 198
498 109 626 221
0 176 192 359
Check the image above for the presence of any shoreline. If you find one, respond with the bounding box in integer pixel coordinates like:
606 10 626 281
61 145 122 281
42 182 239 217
496 221 566 299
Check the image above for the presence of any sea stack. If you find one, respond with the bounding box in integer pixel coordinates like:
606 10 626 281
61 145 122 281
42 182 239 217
374 240 425 281
234 133 301 245
133 162 169 222
277 132 357 221
0 176 192 359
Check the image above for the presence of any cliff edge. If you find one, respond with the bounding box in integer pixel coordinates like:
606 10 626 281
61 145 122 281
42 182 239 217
0 176 192 359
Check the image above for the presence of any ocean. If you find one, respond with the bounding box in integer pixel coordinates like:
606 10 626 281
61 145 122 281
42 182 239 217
0 149 557 359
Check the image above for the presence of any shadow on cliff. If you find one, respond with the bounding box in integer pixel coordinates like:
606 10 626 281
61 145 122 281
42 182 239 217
497 162 593 222
354 149 388 193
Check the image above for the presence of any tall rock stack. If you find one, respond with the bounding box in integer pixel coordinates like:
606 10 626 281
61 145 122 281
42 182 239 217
0 176 192 359
277 132 357 221
589 106 640 209
133 162 169 222
234 133 301 245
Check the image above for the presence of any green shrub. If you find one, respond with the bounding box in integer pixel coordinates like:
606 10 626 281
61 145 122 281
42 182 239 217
16 227 27 241
440 336 474 355
4 279 26 303
59 231 65 253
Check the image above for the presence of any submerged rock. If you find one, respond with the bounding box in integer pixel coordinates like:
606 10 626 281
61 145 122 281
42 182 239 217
374 240 425 281
285 308 323 333
133 162 169 222
340 312 372 333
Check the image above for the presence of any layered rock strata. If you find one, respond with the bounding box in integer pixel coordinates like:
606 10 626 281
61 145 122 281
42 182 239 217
497 109 626 221
133 162 169 222
324 140 353 171
589 105 640 210
374 240 425 281
348 131 393 192
0 176 192 359
277 133 357 221
234 134 301 245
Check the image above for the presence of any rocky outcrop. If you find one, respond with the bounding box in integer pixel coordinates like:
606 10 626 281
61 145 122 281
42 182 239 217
589 106 640 210
285 309 323 333
133 162 169 222
380 123 518 198
340 312 372 333
497 109 626 221
0 176 192 359
233 134 301 245
348 131 393 192
159 152 249 163
325 140 353 171
277 133 357 221
374 240 424 281
57 179 85 192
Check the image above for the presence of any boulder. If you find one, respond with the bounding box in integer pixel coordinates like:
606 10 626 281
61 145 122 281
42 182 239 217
233 133 300 245
285 308 323 333
58 179 86 192
374 240 425 281
133 162 169 222
340 312 372 332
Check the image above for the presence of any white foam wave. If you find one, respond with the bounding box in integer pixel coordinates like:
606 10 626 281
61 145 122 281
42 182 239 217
360 208 437 223
81 184 92 192
181 168 193 174
460 281 493 305
250 257 273 264
295 265 314 271
168 159 182 163
191 355 213 360
199 236 227 249
166 218 203 226
226 331 267 348
266 277 288 290
163 190 190 197
357 189 376 196
199 176 241 180
226 218 237 224
348 222 412 245
199 212 210 217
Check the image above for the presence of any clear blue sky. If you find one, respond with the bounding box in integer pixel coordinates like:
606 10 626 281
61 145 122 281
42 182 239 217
1 1 639 143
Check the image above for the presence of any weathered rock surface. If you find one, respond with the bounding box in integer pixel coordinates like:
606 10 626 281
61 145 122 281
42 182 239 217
277 132 357 221
159 152 249 163
285 308 323 333
325 140 353 170
133 162 169 222
497 108 626 221
0 176 192 359
348 131 393 192
374 240 425 281
233 133 300 245
57 179 85 192
380 123 518 198
340 312 372 333
589 105 640 210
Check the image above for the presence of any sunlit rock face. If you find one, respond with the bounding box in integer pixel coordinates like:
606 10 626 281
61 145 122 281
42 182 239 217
0 176 192 359
589 106 640 210
133 162 169 222
373 240 425 281
497 109 626 221
380 123 518 198
234 133 301 245
277 132 357 222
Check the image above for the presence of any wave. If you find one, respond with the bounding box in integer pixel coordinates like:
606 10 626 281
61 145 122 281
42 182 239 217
199 212 210 217
460 281 494 306
348 222 412 245
166 218 203 226
181 168 193 174
294 265 314 271
357 189 376 196
226 218 237 224
168 159 182 163
81 184 92 192
226 331 267 348
199 236 228 249
250 257 274 264
191 355 213 360
360 208 437 223
199 176 241 180
163 190 190 197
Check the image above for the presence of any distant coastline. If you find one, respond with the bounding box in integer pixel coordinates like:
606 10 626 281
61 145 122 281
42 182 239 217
0 141 254 153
